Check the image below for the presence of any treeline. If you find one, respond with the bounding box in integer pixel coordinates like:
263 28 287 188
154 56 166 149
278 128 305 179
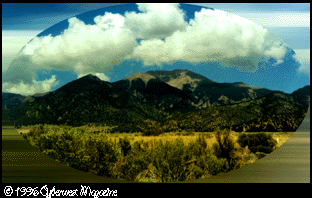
8 94 168 129
8 89 309 133
232 106 308 132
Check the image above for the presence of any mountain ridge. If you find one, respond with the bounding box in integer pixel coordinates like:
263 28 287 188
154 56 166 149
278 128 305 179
3 69 310 132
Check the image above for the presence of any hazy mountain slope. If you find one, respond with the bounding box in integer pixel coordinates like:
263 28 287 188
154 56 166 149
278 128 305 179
2 92 25 109
291 85 310 107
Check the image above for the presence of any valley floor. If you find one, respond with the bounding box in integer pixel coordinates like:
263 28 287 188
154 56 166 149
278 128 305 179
16 126 293 149
12 124 297 182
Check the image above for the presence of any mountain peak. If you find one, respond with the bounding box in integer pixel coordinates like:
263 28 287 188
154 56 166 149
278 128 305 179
81 73 98 79
78 74 105 83
145 69 214 91
124 72 157 85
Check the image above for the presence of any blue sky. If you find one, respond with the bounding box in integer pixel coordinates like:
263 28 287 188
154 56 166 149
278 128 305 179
2 3 310 96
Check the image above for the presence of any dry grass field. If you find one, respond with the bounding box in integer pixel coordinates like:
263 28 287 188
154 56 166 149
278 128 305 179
16 125 294 150
103 131 294 149
13 124 296 182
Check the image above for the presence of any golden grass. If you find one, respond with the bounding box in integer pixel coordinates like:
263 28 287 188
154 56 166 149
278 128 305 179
18 125 295 181
20 124 294 150
104 131 294 150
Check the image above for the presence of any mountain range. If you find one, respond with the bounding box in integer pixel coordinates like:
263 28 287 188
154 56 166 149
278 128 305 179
2 69 310 132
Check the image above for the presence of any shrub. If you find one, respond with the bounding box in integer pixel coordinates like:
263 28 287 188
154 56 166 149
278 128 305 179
195 133 207 150
255 152 267 159
67 149 91 172
150 139 189 182
188 164 204 180
28 124 45 138
118 136 132 157
186 134 208 158
212 129 238 170
200 154 229 176
111 123 142 133
38 133 57 151
117 152 150 182
131 140 144 153
237 132 277 154
112 141 151 181
84 134 119 177
136 163 160 182
142 128 163 136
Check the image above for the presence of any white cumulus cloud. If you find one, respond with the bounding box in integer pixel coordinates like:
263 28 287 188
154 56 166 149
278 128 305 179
20 13 137 75
2 75 58 96
124 3 188 39
293 49 310 77
126 8 288 72
3 3 291 95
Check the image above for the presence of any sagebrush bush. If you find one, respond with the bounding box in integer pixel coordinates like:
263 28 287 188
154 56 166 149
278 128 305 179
200 154 229 176
84 134 119 177
186 134 208 158
213 129 237 170
188 164 204 179
237 132 277 154
38 132 57 151
118 136 132 157
112 140 151 181
28 124 45 138
142 128 163 136
150 139 189 182
22 124 258 182
118 152 150 182
111 123 142 133
135 163 160 182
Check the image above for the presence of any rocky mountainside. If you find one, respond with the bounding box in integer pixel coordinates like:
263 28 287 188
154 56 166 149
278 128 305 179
146 69 215 92
112 71 195 113
120 69 309 111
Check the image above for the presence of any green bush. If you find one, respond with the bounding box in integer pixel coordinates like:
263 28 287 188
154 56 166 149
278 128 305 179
186 134 208 158
118 136 132 157
131 140 144 153
213 129 237 170
38 132 57 151
142 128 163 136
112 140 151 181
195 133 207 150
21 124 252 182
205 155 229 175
188 164 204 179
117 152 150 182
237 132 277 154
84 134 119 177
150 139 189 182
28 124 46 138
